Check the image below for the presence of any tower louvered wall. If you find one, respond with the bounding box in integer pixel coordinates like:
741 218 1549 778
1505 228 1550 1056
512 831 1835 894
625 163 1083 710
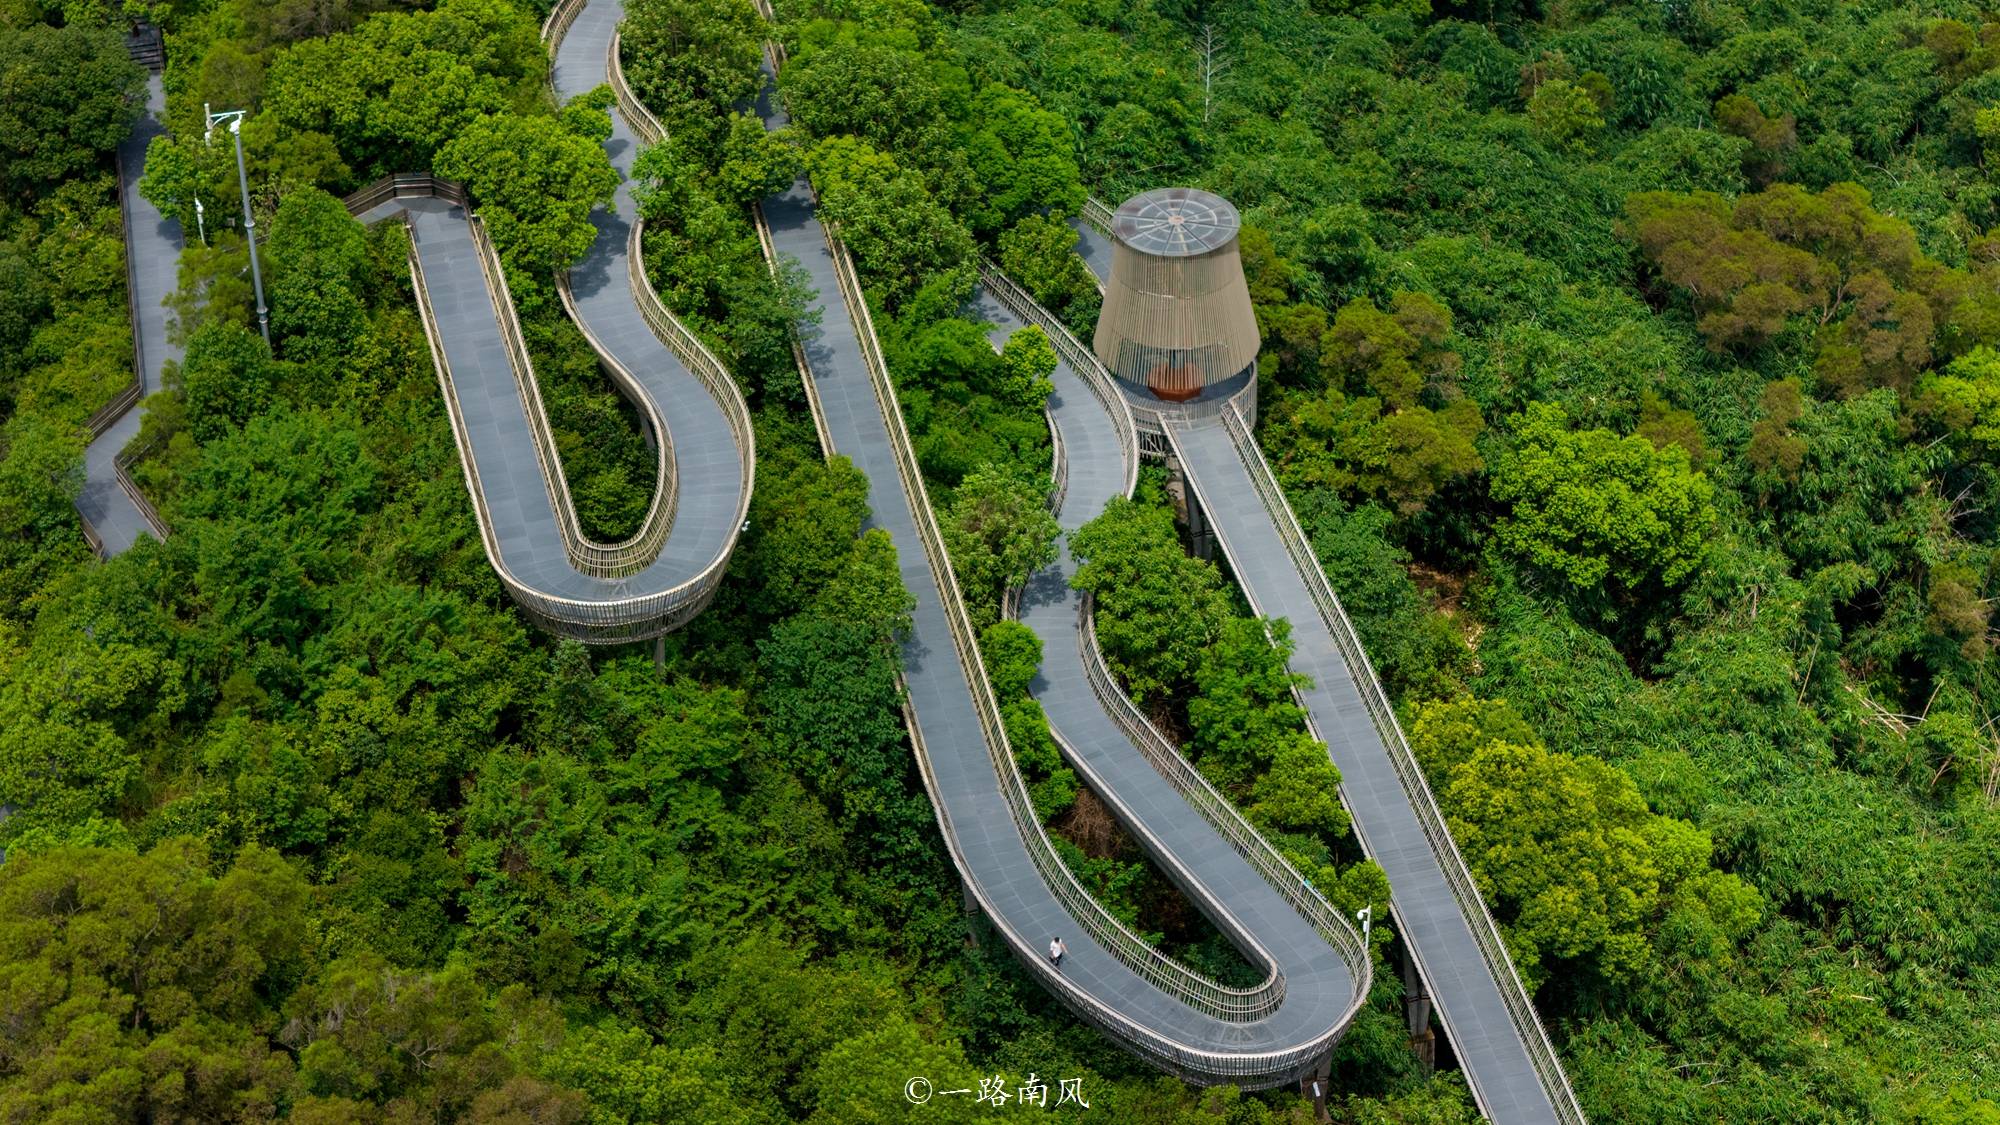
1093 188 1261 405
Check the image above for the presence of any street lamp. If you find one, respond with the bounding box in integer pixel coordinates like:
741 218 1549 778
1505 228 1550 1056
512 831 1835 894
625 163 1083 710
205 104 269 347
193 197 206 247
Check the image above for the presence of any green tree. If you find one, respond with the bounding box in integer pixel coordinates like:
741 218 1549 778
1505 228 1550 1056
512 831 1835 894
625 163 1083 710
0 23 141 201
995 325 1056 412
1491 402 1716 591
1919 345 2000 460
0 842 308 1122
716 111 803 205
261 0 545 179
996 214 1100 333
1408 698 1761 993
740 451 871 621
959 84 1084 236
1527 78 1605 152
1069 493 1232 701
808 136 974 312
435 110 617 271
940 464 1059 631
621 0 764 152
1266 391 1483 517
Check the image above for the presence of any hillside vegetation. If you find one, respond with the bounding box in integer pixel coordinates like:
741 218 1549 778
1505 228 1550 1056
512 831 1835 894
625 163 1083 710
2 0 1999 1121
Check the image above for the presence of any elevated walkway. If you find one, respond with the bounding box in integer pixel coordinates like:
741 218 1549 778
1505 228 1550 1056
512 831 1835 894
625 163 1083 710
751 12 1371 1088
350 0 754 642
1070 209 1581 1119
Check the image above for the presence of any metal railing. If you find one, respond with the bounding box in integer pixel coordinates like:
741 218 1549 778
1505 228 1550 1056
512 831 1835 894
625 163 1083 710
540 0 588 49
1202 404 1585 1122
339 172 467 215
84 381 144 440
550 264 681 556
760 200 832 457
1076 589 1371 1020
392 188 735 643
112 432 170 544
822 220 1287 1025
988 245 1370 1079
1082 195 1117 235
467 213 675 578
976 258 1137 501
606 29 666 145
621 214 756 545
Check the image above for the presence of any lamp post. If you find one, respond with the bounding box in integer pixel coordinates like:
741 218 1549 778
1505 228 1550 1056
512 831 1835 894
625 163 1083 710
193 197 206 246
205 104 269 347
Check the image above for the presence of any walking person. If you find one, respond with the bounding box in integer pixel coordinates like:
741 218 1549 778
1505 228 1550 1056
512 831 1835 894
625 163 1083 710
1048 937 1066 970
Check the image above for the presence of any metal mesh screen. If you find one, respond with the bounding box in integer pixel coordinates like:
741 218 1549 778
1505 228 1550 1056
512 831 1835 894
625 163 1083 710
1094 189 1260 403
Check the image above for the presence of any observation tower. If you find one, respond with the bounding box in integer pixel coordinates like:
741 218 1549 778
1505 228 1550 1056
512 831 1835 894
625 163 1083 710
1092 188 1260 424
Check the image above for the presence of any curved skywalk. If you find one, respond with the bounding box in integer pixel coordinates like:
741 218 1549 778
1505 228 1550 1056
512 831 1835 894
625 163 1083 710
1072 224 1583 1121
969 284 1375 1084
369 0 752 642
750 14 1370 1087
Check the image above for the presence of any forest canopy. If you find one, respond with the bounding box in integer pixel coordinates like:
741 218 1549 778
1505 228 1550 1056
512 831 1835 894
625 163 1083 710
6 0 2000 1121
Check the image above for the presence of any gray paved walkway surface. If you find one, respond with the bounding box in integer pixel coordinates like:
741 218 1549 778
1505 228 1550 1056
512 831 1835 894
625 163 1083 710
78 72 180 555
388 0 747 611
1168 417 1566 1123
754 43 1362 1080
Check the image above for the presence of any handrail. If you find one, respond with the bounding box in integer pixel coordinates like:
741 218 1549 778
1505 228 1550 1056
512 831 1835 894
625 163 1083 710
339 172 467 215
96 140 146 438
1204 403 1585 1123
1045 402 1068 516
392 188 737 642
1076 590 1372 1022
468 213 674 578
754 200 833 456
607 29 666 145
551 266 681 559
821 222 1286 1024
111 434 170 543
540 0 588 48
976 257 1137 499
621 213 757 544
84 381 144 439
1082 195 1116 235
598 11 756 576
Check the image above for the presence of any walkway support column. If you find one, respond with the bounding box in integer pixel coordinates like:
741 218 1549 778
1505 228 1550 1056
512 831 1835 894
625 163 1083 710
1403 948 1435 1073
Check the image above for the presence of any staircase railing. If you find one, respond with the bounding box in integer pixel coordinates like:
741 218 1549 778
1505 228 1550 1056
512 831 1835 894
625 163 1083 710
1207 403 1585 1123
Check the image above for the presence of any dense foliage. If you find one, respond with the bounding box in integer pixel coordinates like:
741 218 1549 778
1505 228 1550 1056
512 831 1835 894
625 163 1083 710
13 0 2000 1120
935 0 2000 1117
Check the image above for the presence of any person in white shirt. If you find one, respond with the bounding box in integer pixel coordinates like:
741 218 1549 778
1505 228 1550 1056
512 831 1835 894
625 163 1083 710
1048 937 1066 969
